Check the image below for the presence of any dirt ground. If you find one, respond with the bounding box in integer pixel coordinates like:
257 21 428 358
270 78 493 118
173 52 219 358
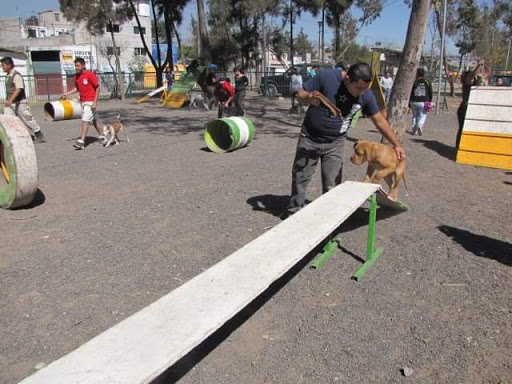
1 94 511 384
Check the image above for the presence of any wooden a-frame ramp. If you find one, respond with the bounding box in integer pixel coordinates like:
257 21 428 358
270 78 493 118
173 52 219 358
19 181 407 384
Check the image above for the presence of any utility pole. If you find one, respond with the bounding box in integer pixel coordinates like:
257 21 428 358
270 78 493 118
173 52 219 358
290 0 294 67
321 5 325 63
435 0 447 115
318 21 322 62
506 34 511 70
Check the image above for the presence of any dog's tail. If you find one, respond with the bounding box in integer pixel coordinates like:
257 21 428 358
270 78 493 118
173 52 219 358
116 114 121 123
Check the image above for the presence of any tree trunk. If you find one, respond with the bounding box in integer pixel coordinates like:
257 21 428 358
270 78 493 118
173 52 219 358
173 22 182 62
128 0 163 87
151 0 162 69
433 9 454 97
385 0 430 143
164 10 174 70
109 21 124 100
197 0 212 64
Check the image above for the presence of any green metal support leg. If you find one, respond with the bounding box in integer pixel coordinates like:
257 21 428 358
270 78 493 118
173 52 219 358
311 235 343 269
352 193 384 281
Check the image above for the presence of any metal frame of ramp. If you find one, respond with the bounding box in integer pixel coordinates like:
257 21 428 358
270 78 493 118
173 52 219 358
311 188 408 279
19 182 383 384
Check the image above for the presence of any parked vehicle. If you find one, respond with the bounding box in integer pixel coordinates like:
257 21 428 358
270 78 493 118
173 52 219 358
260 63 333 97
490 74 512 86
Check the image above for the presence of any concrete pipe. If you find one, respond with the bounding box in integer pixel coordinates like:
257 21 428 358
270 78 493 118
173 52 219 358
0 115 38 209
44 99 82 121
204 117 256 153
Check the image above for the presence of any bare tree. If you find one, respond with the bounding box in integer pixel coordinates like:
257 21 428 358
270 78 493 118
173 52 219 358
60 0 129 99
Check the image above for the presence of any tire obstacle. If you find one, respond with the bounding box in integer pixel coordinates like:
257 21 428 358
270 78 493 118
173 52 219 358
0 115 38 209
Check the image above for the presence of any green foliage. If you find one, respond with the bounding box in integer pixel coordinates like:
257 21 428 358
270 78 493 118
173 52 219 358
59 0 131 35
128 54 147 72
294 28 314 57
340 42 371 65
181 45 198 59
454 0 480 57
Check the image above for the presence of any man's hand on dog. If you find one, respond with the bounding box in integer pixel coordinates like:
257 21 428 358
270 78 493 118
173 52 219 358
308 91 322 107
394 145 405 161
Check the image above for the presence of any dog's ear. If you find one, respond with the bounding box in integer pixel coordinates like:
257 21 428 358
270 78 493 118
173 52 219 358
353 140 360 149
362 142 375 161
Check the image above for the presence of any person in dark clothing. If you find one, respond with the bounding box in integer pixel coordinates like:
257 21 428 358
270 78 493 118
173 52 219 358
456 64 482 149
409 68 433 136
233 68 249 116
282 62 405 218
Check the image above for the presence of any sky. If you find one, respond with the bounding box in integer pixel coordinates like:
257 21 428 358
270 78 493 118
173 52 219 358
0 0 456 53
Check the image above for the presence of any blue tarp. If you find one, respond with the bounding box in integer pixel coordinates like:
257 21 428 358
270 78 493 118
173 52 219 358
151 44 179 65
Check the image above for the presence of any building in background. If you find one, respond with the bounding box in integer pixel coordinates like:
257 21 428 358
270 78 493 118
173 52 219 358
0 1 152 77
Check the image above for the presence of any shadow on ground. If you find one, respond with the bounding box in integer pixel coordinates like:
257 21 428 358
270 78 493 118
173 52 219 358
11 189 46 210
411 139 455 161
107 97 303 139
439 225 512 266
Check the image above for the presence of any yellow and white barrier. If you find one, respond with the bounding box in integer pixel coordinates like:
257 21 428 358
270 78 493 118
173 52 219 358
457 87 512 170
44 100 82 121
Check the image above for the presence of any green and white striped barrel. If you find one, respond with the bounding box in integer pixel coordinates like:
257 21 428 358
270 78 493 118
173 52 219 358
204 117 256 153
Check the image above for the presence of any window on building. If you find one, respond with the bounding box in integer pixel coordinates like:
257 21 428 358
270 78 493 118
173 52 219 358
134 48 145 56
107 47 121 56
134 26 146 35
106 24 120 33
54 13 60 21
27 29 37 38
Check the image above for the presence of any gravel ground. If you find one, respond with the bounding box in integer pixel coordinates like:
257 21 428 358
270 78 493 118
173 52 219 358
1 94 511 384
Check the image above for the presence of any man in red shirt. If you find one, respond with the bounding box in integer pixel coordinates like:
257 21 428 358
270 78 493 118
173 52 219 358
213 77 235 118
61 57 106 150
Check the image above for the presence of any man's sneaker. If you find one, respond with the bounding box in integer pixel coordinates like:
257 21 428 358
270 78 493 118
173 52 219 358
417 126 423 136
34 131 46 143
98 136 107 145
73 140 85 150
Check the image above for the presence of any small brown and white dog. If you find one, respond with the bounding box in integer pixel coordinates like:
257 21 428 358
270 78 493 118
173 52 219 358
350 139 408 201
102 114 129 148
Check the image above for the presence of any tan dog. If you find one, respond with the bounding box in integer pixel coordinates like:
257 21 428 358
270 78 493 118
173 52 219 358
103 114 129 148
350 140 408 201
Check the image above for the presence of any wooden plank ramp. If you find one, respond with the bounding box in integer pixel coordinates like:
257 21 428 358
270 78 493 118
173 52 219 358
19 181 380 384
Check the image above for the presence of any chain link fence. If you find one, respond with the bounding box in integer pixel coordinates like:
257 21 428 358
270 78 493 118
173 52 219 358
0 70 274 104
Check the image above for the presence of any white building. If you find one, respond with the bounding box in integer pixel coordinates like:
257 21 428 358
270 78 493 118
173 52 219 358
0 0 152 75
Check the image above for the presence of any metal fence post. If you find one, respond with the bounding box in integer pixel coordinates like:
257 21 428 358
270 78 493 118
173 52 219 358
46 75 50 102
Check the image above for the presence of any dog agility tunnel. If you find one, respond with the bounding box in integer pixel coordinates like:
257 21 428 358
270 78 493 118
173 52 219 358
44 100 82 121
0 115 38 209
204 117 256 153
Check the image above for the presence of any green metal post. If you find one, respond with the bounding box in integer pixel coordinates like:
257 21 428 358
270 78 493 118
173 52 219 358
352 193 384 281
311 235 342 269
